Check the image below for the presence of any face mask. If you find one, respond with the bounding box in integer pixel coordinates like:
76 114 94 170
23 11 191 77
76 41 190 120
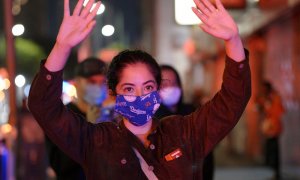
114 91 161 126
83 84 108 105
95 103 118 123
159 87 181 106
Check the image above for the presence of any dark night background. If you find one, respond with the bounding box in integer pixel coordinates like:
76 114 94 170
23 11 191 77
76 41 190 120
0 0 145 80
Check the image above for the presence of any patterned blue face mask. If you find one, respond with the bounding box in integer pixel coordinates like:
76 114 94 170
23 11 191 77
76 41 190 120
114 91 161 126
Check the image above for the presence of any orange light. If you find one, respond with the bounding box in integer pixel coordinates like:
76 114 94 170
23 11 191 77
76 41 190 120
1 123 12 135
0 91 5 101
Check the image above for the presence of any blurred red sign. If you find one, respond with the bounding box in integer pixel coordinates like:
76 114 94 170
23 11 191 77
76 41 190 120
210 0 246 9
258 0 288 9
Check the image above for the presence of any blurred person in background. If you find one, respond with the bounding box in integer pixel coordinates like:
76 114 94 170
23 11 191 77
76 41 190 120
156 65 214 180
16 98 48 180
256 80 285 180
155 65 195 118
71 57 118 124
46 57 118 180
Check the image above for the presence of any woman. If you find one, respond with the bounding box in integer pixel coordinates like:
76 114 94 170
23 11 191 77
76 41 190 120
155 65 195 119
28 0 251 179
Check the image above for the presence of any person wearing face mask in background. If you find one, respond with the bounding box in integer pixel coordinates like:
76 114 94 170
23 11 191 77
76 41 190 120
45 57 118 180
72 57 119 124
155 65 195 118
155 65 215 180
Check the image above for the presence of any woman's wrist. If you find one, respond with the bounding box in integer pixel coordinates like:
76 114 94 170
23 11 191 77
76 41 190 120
225 34 245 62
45 42 72 72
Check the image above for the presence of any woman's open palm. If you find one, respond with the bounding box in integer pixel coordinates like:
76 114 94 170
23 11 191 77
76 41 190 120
192 0 239 41
56 0 101 48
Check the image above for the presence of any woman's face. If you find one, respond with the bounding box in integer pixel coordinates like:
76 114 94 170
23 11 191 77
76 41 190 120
116 63 158 96
161 69 179 89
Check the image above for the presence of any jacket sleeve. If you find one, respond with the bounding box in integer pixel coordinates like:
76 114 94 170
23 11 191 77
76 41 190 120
184 49 251 157
27 60 90 165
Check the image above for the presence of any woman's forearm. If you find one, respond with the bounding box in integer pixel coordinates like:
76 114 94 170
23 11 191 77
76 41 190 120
45 42 72 72
225 34 245 62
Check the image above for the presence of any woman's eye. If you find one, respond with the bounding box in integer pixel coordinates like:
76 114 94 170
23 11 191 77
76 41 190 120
124 87 134 93
145 85 154 92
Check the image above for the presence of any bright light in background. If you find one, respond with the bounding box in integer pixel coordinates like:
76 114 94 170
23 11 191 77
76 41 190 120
15 74 26 88
175 0 201 25
83 0 105 15
0 123 12 135
4 79 10 90
102 25 115 37
24 84 31 97
12 24 25 36
62 81 76 97
0 78 5 90
62 81 77 104
0 78 10 90
95 3 105 15
0 91 5 102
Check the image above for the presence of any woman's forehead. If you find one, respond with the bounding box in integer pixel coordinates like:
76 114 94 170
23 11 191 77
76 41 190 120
118 63 156 84
162 69 176 80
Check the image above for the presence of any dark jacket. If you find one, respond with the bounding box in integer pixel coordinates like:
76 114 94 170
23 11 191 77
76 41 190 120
28 51 251 180
45 102 86 180
155 103 195 120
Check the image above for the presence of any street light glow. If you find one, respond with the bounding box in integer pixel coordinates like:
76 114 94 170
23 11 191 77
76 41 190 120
15 74 26 87
97 4 105 15
0 78 10 90
101 25 114 37
83 0 105 15
12 24 25 36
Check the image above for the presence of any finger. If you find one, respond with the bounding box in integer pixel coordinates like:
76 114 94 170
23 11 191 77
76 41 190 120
81 20 97 37
215 0 225 11
201 0 216 12
73 0 85 16
192 7 209 24
86 1 101 22
64 0 70 16
192 7 215 29
199 24 209 33
199 24 215 37
193 0 210 17
80 0 95 18
80 21 96 41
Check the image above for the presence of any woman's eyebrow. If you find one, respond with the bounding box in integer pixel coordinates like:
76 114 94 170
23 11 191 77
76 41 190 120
119 80 156 88
143 80 156 85
120 83 135 88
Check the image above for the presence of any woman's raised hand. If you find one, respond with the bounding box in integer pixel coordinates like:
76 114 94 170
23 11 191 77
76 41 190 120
45 0 101 72
192 0 238 41
192 0 245 61
56 0 101 48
